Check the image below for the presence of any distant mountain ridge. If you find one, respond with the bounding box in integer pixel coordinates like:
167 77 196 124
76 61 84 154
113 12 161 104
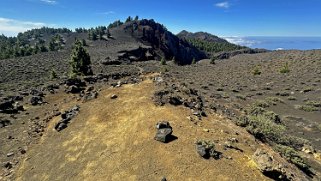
177 30 247 56
177 30 229 44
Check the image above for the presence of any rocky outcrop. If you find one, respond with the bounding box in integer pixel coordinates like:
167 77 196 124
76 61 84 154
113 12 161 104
117 19 207 64
55 105 80 132
252 148 309 181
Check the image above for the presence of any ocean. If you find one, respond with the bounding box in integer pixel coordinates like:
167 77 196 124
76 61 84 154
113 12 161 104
224 36 321 50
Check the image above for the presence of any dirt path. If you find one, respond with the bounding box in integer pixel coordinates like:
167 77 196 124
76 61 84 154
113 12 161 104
15 78 269 181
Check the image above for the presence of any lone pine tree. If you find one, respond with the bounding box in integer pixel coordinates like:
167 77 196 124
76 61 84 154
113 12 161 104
69 40 93 76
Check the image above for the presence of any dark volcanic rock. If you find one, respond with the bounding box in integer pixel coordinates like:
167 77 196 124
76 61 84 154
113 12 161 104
168 96 183 105
64 78 86 87
101 57 122 65
0 99 14 113
65 85 83 94
154 121 173 143
30 89 44 97
55 105 80 132
120 19 207 64
30 96 43 105
0 119 12 128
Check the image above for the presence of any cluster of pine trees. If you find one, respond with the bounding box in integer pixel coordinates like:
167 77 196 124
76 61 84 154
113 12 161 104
87 26 110 40
0 27 71 60
187 38 246 54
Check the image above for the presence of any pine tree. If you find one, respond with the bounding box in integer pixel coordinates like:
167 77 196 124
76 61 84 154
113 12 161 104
69 40 93 76
125 16 132 23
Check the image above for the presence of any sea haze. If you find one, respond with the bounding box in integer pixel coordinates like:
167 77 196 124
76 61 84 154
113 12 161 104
224 36 321 50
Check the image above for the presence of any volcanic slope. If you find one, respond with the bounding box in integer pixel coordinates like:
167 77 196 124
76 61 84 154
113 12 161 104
14 75 279 181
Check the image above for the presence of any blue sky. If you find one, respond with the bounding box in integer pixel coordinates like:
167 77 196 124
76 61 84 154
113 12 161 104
1 0 321 37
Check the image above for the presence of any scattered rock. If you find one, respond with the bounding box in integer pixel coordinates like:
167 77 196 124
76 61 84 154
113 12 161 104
0 99 14 113
3 162 13 169
0 119 12 128
203 128 209 132
168 96 183 105
29 96 43 105
302 145 315 154
65 85 83 94
161 177 167 181
101 57 122 65
154 121 173 143
111 94 118 99
30 89 44 97
6 152 14 157
195 140 221 159
55 105 80 132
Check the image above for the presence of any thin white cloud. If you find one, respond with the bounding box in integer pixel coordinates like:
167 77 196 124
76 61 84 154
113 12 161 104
223 36 260 47
101 11 115 15
96 11 116 16
40 0 57 5
0 17 52 36
215 1 230 9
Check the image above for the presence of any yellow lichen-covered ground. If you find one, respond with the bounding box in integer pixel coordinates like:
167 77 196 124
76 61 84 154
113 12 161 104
15 78 270 181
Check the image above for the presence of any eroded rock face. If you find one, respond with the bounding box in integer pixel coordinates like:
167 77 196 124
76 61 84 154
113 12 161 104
252 149 309 181
119 19 207 64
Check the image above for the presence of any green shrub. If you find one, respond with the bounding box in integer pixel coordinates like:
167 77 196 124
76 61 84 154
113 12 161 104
246 106 266 116
235 94 246 100
160 57 166 65
274 145 310 171
50 69 57 79
253 100 270 108
210 57 216 64
235 115 249 127
287 96 297 101
280 62 290 74
246 114 285 142
295 105 319 112
266 97 284 105
305 101 321 107
252 66 261 75
278 136 309 150
192 58 196 64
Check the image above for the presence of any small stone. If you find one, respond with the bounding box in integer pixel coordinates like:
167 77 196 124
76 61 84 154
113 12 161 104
3 162 13 169
203 129 209 132
6 152 14 157
161 177 167 181
111 94 118 99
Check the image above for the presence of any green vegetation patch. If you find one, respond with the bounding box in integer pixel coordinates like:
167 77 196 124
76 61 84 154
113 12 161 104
274 145 310 172
187 38 246 54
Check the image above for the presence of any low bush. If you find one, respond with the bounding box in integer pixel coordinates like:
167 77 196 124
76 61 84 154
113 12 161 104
295 105 319 112
287 96 297 101
253 100 270 108
252 66 261 75
266 97 284 105
246 114 285 142
274 145 310 172
280 62 290 74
